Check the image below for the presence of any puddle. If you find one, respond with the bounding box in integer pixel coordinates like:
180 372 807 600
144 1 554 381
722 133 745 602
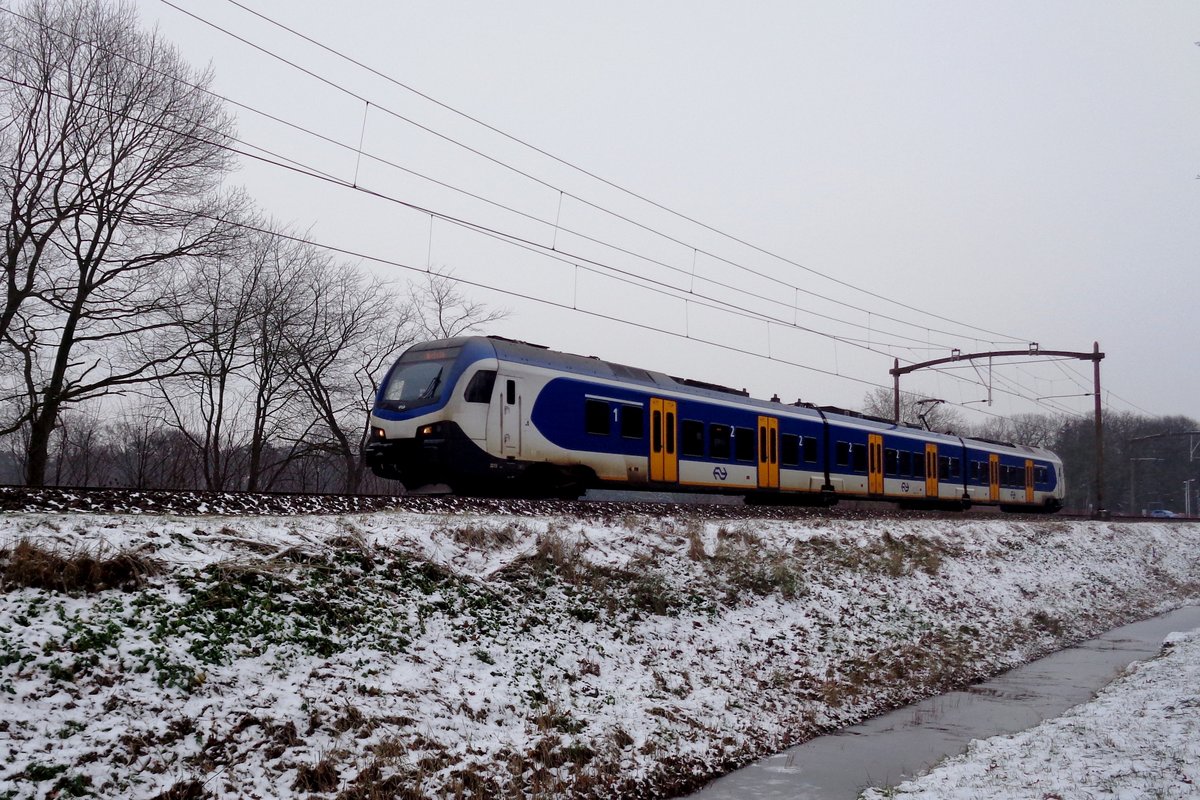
688 605 1200 799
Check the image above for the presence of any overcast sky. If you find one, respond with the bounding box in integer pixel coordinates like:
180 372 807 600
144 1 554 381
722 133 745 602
133 0 1200 423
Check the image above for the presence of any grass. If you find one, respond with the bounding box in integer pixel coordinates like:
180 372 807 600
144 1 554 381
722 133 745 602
0 538 161 594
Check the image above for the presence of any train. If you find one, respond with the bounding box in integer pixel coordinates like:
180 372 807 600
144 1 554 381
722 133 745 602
363 336 1065 512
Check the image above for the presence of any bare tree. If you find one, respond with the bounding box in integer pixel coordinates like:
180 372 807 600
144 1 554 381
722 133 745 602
241 232 329 491
156 218 337 491
860 387 964 433
286 254 413 493
107 407 169 489
0 0 238 485
0 0 88 349
46 408 104 486
970 413 1064 448
409 268 506 340
155 204 267 491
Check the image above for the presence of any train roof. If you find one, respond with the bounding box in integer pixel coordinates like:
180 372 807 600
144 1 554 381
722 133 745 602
421 335 808 409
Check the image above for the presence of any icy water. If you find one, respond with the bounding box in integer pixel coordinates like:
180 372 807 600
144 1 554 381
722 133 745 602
688 605 1200 799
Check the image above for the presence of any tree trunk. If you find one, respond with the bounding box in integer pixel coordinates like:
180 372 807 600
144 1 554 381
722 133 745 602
24 403 59 487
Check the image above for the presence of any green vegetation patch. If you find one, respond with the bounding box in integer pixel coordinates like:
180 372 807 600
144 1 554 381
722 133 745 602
150 549 515 673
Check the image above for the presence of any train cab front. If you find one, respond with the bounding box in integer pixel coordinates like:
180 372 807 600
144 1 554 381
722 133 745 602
363 338 497 489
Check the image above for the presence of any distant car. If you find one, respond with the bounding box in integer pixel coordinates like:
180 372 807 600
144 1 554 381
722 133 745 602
1149 509 1180 518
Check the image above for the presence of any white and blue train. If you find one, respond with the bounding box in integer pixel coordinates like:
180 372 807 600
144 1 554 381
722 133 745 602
364 336 1065 512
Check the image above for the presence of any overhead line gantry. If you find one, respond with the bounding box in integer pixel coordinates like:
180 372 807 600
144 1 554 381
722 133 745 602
891 342 1107 516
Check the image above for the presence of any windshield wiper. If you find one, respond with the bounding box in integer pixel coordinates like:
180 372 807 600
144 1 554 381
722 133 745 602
419 370 442 400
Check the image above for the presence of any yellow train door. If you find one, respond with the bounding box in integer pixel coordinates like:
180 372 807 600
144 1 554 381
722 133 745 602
989 454 1000 502
868 434 884 495
757 416 779 489
1025 459 1035 504
925 443 939 499
649 398 678 484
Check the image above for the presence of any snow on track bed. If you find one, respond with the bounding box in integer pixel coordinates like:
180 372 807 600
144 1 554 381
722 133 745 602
1 506 1199 799
860 629 1200 799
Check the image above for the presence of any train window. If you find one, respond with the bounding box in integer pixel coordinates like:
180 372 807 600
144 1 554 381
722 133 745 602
913 453 925 479
803 436 818 463
1001 465 1017 487
899 450 912 476
950 458 961 480
463 370 496 403
710 424 731 459
835 441 850 467
780 434 800 466
382 346 463 410
666 412 676 454
852 444 868 473
681 420 705 456
652 411 662 453
938 456 950 481
620 406 643 439
1035 465 1048 484
585 400 610 435
884 448 898 476
759 427 767 462
734 428 756 462
506 380 516 405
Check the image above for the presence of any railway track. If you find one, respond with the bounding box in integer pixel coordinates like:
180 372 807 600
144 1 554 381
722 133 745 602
0 485 1184 523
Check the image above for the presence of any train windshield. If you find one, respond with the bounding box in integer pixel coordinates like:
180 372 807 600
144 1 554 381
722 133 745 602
380 347 461 410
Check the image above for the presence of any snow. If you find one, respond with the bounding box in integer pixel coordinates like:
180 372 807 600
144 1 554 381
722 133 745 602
1 510 1199 799
860 629 1200 799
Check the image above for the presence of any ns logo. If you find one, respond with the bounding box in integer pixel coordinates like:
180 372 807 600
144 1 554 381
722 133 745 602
712 466 728 481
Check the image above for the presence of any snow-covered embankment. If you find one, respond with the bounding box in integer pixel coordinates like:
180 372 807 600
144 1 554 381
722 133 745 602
2 511 1199 799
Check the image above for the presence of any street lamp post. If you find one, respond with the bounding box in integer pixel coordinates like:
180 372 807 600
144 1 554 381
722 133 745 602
1186 479 1196 517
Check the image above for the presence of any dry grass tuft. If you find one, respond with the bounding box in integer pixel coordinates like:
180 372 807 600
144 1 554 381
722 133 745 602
293 756 340 793
449 521 522 550
151 779 210 800
527 528 589 584
0 539 161 593
337 761 425 800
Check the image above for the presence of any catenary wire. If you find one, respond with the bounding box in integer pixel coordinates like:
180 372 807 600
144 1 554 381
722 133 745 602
0 62 961 364
8 157 1073 424
0 71 1077 419
0 28 1091 418
157 0 1034 347
0 13 966 356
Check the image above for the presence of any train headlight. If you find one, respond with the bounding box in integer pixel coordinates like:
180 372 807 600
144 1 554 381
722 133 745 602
420 423 442 436
371 427 386 441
